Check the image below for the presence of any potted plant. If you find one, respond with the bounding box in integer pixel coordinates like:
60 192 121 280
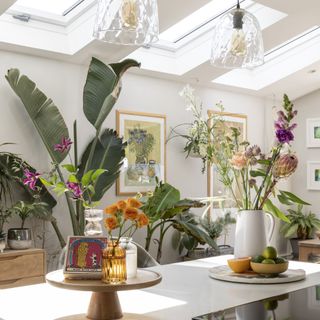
7 201 48 250
280 204 320 258
0 208 11 253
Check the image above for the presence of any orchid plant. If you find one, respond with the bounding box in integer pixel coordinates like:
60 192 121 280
37 137 106 209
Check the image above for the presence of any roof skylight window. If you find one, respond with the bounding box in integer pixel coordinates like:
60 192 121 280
11 0 84 16
159 0 253 43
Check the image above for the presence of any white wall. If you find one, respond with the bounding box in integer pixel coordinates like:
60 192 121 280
0 49 266 264
292 89 320 214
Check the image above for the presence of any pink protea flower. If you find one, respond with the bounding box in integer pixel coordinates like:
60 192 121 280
272 154 298 179
54 137 72 153
230 152 247 170
23 169 40 190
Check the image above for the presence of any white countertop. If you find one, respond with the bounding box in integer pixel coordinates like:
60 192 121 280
1 255 320 320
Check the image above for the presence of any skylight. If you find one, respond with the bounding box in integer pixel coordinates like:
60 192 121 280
11 0 84 16
159 0 253 43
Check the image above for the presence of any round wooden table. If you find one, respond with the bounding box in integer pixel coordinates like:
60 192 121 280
46 269 162 320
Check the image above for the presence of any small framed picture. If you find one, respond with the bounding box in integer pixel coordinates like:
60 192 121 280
116 110 166 195
63 236 108 279
306 118 320 148
307 162 320 190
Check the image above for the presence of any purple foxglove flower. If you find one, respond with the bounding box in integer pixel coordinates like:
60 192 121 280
276 111 286 121
23 169 40 190
276 129 294 144
54 137 72 153
288 123 297 131
274 120 286 130
66 181 83 199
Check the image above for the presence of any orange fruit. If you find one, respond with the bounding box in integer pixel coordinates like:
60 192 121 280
227 257 251 273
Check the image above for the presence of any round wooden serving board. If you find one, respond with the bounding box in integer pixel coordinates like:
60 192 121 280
209 265 306 284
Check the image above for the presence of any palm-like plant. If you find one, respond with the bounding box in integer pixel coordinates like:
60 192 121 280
281 204 320 240
10 201 49 229
6 57 140 242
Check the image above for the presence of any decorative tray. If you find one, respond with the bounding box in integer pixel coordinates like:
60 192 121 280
209 265 306 284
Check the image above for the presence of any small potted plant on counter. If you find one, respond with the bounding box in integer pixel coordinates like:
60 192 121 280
7 201 48 250
281 204 320 259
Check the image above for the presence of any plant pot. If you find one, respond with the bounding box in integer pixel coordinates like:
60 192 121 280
234 210 275 258
7 228 33 250
289 238 309 259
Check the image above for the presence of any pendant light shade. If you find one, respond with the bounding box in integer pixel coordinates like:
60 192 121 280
210 3 264 69
93 0 159 45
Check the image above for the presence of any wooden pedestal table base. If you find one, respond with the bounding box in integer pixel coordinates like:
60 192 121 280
46 269 162 320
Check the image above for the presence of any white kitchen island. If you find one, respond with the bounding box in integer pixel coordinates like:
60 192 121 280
1 255 320 320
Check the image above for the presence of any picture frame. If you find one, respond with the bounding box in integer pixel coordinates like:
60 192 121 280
307 161 320 190
307 118 320 148
116 110 166 195
207 111 247 198
63 236 108 279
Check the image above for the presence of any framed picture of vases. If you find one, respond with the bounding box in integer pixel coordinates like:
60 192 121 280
116 110 166 195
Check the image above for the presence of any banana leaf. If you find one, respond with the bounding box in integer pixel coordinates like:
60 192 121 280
83 58 140 130
78 129 126 201
5 69 69 164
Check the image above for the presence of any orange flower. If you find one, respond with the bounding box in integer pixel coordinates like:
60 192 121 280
104 216 119 231
104 204 118 215
137 213 149 228
127 198 142 208
116 200 127 211
124 207 139 220
230 152 247 170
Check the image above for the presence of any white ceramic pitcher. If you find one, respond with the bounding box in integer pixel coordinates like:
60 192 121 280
234 210 275 258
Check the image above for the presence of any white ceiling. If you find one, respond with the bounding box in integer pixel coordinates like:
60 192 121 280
1 0 320 100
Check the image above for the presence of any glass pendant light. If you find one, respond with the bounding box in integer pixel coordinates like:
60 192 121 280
210 0 264 69
93 0 159 45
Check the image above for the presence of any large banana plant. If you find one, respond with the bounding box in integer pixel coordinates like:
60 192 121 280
6 57 140 243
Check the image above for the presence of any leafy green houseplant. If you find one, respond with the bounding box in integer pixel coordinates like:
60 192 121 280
280 205 320 258
6 57 140 245
141 180 217 262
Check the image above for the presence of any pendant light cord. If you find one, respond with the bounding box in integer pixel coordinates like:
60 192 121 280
237 0 240 9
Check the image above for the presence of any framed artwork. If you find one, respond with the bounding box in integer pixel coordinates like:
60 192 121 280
207 111 247 198
116 110 166 195
307 161 320 190
307 118 320 148
63 236 108 279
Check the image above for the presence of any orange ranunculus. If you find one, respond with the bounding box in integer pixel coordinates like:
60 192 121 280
104 204 118 215
124 207 139 220
116 200 127 211
137 213 149 228
104 216 119 231
127 197 142 209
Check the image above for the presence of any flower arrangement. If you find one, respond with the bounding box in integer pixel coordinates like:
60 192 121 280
168 85 223 172
172 85 308 221
209 94 309 220
104 197 149 242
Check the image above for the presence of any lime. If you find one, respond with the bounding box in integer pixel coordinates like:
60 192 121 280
275 257 287 264
262 246 277 259
262 259 276 264
251 255 265 263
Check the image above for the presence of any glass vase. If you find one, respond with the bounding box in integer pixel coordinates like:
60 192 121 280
120 237 137 279
84 209 103 236
102 240 127 284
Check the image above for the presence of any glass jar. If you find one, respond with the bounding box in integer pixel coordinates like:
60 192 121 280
102 240 127 284
120 237 137 279
84 209 103 236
